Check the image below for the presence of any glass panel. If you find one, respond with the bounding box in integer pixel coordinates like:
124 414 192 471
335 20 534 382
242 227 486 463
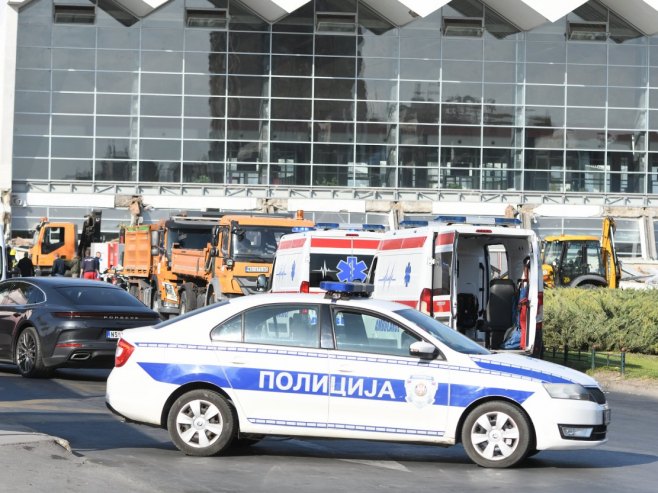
358 33 398 58
52 115 93 136
270 142 311 163
609 44 647 67
483 106 515 125
51 160 93 180
358 101 398 122
141 51 183 72
271 77 312 98
227 98 267 119
608 87 647 108
566 107 606 128
14 92 50 113
567 43 607 65
441 126 481 146
271 99 312 120
141 73 183 94
313 165 350 186
51 137 92 158
142 29 184 51
140 139 181 161
272 33 313 54
52 93 94 114
13 136 49 157
51 71 93 92
313 122 353 143
607 130 646 151
15 69 50 91
228 76 269 97
527 42 565 63
141 96 182 116
270 164 310 186
183 163 224 184
400 35 440 59
98 50 139 71
442 105 481 125
399 124 438 145
567 86 606 107
566 129 605 149
314 100 354 121
609 65 647 87
399 81 440 102
12 158 48 180
608 109 645 130
97 72 138 93
442 82 481 103
359 57 398 79
229 32 270 53
97 28 140 49
185 53 226 73
526 85 564 105
184 96 225 118
525 128 564 148
526 63 565 84
14 113 50 135
315 78 354 99
227 54 269 75
565 150 604 172
96 116 137 137
226 119 265 140
95 161 137 182
185 74 226 96
96 138 135 160
483 127 517 147
484 40 518 62
483 83 517 105
271 55 312 76
139 162 181 183
52 48 94 70
183 140 225 161
315 35 355 56
16 47 50 69
442 61 483 82
226 141 265 162
313 144 354 164
97 94 139 115
183 118 225 140
271 121 311 142
525 106 564 127
184 30 226 53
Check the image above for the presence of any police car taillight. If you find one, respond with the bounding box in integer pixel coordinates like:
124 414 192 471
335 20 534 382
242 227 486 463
115 338 134 367
419 288 432 316
300 280 310 293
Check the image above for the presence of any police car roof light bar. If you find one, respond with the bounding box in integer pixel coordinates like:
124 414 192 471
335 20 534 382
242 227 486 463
399 220 429 228
320 281 374 299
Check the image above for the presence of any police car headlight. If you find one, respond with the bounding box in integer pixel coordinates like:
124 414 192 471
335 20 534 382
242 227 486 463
543 383 591 401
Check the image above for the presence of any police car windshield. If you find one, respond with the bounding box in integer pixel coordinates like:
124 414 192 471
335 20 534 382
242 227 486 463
395 309 490 355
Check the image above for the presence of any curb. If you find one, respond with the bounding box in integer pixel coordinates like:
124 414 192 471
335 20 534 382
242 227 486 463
0 427 71 451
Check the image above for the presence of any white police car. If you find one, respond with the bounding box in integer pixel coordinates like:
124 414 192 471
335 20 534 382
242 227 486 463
106 282 610 468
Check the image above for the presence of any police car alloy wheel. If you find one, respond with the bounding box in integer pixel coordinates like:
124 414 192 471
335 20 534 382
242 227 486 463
167 389 237 456
461 401 533 468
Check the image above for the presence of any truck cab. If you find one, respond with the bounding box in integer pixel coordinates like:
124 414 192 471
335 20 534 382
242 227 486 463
367 216 543 355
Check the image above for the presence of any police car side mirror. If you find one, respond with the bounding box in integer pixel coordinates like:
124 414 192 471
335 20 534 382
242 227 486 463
409 341 438 360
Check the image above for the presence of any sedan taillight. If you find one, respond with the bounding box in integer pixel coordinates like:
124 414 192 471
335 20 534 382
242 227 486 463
115 338 135 367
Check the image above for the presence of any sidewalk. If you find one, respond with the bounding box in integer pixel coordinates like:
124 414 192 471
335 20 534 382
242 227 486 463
0 424 70 449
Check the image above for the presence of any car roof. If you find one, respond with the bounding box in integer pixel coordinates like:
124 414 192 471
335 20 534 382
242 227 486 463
1 277 121 290
228 291 409 312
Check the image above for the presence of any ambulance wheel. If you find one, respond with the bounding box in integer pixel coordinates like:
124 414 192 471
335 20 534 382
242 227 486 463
167 389 236 456
461 401 532 468
179 284 197 315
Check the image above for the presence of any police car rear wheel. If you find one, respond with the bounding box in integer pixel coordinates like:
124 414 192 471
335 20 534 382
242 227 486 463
461 401 532 468
167 390 236 456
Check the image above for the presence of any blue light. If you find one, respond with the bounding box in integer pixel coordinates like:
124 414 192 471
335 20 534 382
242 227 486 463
316 222 340 230
292 226 316 233
399 220 428 228
362 224 386 231
494 217 521 226
434 215 467 223
319 281 374 296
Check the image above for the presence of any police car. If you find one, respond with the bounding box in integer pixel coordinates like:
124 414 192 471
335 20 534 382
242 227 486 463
105 282 610 469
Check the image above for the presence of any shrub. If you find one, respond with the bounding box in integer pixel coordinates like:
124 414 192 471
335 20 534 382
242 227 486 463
543 288 658 355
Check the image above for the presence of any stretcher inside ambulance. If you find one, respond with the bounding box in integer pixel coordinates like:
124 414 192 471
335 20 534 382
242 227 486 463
367 217 543 355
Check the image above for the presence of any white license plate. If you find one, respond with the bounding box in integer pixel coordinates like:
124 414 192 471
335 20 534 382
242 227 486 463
106 330 123 340
603 408 611 425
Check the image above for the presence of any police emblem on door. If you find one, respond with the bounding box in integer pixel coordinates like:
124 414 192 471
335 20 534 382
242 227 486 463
405 375 438 408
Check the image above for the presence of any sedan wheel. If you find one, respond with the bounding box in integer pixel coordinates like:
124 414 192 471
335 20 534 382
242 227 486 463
461 401 532 468
15 326 51 378
167 389 236 456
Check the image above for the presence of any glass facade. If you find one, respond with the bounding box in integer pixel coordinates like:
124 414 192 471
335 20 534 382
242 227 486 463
10 0 658 197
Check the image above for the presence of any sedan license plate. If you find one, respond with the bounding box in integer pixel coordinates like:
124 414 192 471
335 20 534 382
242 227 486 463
106 330 123 341
603 408 611 425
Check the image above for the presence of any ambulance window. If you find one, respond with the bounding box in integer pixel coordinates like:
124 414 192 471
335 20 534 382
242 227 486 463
211 314 242 342
433 251 452 295
333 309 420 357
241 304 320 348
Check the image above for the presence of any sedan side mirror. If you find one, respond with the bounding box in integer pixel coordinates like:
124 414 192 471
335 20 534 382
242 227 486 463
409 341 438 360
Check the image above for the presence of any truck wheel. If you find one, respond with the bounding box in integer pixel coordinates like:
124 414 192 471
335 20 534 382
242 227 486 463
179 284 197 315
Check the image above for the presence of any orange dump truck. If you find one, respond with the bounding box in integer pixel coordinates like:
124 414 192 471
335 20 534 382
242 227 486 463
123 212 313 317
171 212 315 314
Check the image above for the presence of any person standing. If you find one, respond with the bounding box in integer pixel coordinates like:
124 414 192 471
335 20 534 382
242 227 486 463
51 253 67 276
67 255 81 277
81 250 100 280
16 252 35 277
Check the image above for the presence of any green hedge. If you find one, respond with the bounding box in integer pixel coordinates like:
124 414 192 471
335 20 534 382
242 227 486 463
543 288 658 355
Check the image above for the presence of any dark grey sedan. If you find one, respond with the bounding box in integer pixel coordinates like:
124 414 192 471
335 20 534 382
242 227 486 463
0 277 161 378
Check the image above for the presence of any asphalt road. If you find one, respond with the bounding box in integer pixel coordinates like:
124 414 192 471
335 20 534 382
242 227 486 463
1 365 657 493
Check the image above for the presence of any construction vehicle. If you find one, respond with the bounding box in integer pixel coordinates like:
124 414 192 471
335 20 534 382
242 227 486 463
29 210 102 275
541 216 620 289
121 214 219 317
123 211 314 317
171 212 314 314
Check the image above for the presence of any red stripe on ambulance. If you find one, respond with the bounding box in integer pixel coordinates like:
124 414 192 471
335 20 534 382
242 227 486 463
379 236 426 251
310 238 380 249
435 232 455 246
279 238 307 250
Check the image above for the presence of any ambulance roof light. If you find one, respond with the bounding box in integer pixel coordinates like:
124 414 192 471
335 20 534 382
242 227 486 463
399 220 429 228
362 224 386 231
292 227 316 233
320 281 374 299
494 217 522 226
434 215 521 226
316 222 340 230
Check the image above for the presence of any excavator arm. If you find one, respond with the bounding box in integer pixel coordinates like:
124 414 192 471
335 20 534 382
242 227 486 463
601 216 620 288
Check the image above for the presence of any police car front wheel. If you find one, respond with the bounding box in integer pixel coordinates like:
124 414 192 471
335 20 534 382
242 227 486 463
461 401 533 468
167 389 237 456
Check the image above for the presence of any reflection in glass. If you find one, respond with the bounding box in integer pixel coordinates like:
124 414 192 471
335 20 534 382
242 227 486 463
139 162 181 183
51 159 93 180
52 115 93 136
95 161 137 182
13 158 48 180
96 138 135 159
183 163 224 184
271 121 311 142
441 126 481 147
313 144 354 164
183 140 225 161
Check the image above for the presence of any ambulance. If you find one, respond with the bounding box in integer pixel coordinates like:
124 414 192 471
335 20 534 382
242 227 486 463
271 224 385 294
367 216 543 355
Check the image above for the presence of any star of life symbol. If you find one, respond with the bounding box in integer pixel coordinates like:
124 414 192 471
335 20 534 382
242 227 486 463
405 375 438 409
336 256 368 282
